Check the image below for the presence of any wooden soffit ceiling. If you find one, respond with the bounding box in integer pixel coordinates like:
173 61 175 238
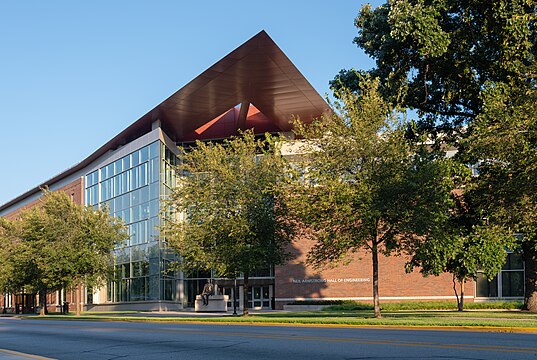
140 30 328 141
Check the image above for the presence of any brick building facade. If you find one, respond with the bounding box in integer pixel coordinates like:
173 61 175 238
0 31 520 313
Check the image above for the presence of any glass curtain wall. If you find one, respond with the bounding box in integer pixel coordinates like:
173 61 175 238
85 141 180 303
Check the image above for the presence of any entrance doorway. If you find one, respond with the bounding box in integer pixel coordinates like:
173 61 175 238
248 286 271 310
14 294 36 314
221 285 273 310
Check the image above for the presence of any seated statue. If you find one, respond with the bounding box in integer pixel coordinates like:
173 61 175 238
200 280 214 306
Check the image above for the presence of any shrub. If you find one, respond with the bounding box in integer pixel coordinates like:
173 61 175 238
320 300 523 311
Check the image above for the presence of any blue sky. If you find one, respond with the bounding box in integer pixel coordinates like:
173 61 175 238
0 0 384 206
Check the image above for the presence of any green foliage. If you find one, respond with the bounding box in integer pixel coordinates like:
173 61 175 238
287 78 460 317
462 80 537 310
0 190 126 296
336 0 537 312
165 131 294 280
408 225 514 283
0 218 16 292
322 300 523 312
334 0 536 131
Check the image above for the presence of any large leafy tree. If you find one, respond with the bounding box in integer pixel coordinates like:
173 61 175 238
461 82 537 310
333 0 536 133
1 190 126 315
165 131 294 316
287 79 459 318
337 0 537 311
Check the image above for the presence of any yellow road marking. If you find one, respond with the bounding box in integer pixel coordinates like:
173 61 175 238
2 319 537 355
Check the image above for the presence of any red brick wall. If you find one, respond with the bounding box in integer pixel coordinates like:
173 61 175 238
275 235 474 307
3 177 84 220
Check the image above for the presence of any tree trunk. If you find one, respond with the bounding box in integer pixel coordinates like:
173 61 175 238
371 241 381 318
459 281 465 312
452 276 464 311
243 273 249 317
522 244 537 312
39 289 47 316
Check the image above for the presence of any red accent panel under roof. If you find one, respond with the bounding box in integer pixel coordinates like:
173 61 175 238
181 105 281 141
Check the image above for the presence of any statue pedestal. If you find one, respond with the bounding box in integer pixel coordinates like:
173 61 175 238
195 295 229 312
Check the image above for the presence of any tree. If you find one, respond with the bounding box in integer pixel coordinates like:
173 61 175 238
287 79 459 318
461 82 537 311
336 0 537 311
332 0 536 133
165 131 294 316
0 218 17 313
1 190 126 315
408 219 514 311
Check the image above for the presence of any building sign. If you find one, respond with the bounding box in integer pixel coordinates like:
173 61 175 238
292 278 370 284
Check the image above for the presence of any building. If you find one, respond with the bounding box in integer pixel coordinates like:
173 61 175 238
0 31 524 313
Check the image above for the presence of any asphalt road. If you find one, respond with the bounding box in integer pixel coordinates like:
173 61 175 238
0 318 536 360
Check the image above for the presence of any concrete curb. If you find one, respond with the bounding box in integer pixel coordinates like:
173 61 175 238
20 315 537 334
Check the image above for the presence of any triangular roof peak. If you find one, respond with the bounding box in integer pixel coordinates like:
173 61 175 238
118 30 329 144
0 31 328 212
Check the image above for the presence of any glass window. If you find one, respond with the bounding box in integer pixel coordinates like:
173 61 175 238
121 193 130 210
503 253 524 270
113 174 121 197
141 202 150 220
502 271 524 297
131 188 142 206
149 141 160 159
102 163 114 180
148 217 159 240
140 186 149 204
476 253 524 298
122 155 131 171
140 146 149 163
132 205 142 223
129 223 137 245
120 208 130 224
113 196 122 212
101 178 114 201
476 273 498 297
150 158 159 183
85 188 90 206
139 163 148 187
130 167 138 191
149 181 159 200
131 150 140 167
149 199 159 217
122 172 130 195
100 166 108 180
85 170 98 188
114 158 123 174
86 185 99 206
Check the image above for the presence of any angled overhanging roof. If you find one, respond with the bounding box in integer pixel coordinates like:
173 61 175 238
0 30 329 212
119 30 328 143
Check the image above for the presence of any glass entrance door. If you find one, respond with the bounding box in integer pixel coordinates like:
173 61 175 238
248 286 271 309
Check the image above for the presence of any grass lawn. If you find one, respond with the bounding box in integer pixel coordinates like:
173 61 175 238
26 309 537 331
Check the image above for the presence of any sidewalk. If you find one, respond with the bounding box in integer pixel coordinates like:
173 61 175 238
1 309 286 318
103 309 286 317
